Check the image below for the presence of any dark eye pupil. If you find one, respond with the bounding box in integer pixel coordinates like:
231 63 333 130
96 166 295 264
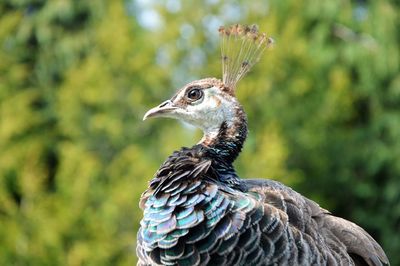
188 89 201 100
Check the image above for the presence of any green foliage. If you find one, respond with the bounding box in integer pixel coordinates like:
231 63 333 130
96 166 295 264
0 0 399 265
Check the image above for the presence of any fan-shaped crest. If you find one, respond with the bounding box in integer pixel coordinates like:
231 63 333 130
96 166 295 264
219 24 274 90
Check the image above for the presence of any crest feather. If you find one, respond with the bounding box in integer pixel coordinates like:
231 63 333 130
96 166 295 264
219 24 274 90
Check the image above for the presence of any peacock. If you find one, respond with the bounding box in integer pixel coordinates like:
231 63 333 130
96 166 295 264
137 24 389 266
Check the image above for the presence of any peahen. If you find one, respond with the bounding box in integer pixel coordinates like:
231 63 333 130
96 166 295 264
137 24 389 266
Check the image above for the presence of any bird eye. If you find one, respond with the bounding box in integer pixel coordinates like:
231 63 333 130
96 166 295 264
186 88 203 101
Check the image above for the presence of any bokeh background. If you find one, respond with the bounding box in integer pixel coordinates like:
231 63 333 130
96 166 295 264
1 0 399 265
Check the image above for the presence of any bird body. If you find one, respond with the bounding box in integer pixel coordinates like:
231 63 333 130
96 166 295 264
137 25 389 266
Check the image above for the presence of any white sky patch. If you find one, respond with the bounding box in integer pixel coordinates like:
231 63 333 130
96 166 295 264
166 0 181 13
137 8 163 31
180 23 195 39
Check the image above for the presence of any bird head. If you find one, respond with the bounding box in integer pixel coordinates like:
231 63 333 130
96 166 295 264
143 24 273 145
143 77 241 140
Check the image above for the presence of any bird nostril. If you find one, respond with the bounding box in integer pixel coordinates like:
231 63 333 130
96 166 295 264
159 101 170 108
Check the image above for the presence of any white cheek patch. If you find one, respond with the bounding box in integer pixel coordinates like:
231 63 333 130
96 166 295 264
184 86 237 134
187 87 222 116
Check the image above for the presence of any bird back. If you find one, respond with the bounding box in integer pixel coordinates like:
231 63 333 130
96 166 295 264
137 147 389 265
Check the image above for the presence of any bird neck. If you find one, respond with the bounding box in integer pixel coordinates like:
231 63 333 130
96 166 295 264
200 106 248 164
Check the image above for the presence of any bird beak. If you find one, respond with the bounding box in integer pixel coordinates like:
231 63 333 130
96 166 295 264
143 100 178 121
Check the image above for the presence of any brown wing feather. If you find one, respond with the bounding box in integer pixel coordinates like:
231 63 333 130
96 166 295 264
320 215 389 266
245 178 389 266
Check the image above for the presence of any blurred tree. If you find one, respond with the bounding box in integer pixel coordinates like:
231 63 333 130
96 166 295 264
0 1 160 264
0 0 398 265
